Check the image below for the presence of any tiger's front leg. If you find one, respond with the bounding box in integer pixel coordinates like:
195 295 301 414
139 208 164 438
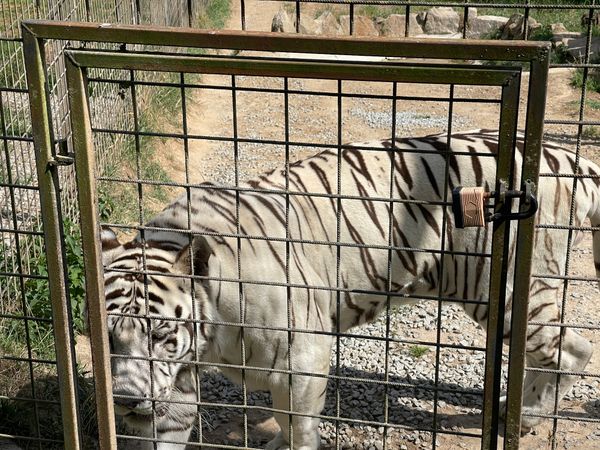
267 373 327 450
264 332 332 450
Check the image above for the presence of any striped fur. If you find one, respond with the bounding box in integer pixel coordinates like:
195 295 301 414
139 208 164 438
102 130 600 449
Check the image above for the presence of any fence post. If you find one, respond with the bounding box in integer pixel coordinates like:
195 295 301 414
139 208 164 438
21 23 82 450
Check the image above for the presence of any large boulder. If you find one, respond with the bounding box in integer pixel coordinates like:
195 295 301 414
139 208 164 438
500 13 541 39
271 8 294 33
422 7 460 34
339 15 379 36
271 8 322 34
317 10 344 36
467 15 509 39
565 36 600 60
378 13 423 37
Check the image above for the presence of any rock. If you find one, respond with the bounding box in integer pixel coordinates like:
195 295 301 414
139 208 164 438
422 7 460 34
339 15 379 36
500 13 540 40
271 8 294 33
459 7 478 29
466 15 508 39
271 8 320 34
317 10 343 36
551 22 568 34
565 36 600 60
298 15 320 35
378 13 423 37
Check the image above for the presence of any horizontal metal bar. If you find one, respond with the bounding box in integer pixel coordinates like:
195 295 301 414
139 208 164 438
115 386 482 418
0 87 29 93
264 0 596 10
0 135 34 143
537 223 600 232
545 118 600 126
104 266 490 305
66 50 520 86
106 310 487 352
532 273 599 283
110 352 485 398
1 354 57 365
521 412 600 424
86 76 503 103
525 367 600 378
91 128 499 158
97 174 455 207
116 435 261 450
0 395 61 405
528 320 600 331
0 433 62 444
102 222 491 258
0 227 44 235
0 270 49 280
0 312 54 323
0 182 39 191
22 20 549 61
539 172 600 180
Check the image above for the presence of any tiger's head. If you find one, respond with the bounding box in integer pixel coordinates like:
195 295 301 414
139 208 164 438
101 227 213 422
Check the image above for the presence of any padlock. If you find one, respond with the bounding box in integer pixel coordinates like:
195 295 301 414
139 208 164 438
452 186 487 228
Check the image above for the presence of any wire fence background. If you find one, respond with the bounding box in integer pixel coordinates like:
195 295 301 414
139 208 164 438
1 0 599 449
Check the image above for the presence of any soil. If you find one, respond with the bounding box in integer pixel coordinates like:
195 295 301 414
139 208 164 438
110 1 600 448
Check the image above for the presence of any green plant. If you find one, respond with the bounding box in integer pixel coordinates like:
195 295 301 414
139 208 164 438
586 98 600 110
409 345 430 358
571 57 600 94
197 0 232 29
529 24 554 42
549 43 571 65
24 218 87 335
582 125 600 139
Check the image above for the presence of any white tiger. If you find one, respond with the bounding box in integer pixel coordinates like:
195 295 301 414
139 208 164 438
101 130 600 449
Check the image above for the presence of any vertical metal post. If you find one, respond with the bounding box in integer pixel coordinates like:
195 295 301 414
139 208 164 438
504 49 550 450
21 24 82 450
64 52 117 450
481 73 521 450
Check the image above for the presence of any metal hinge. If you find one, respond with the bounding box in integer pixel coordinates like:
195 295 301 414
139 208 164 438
48 138 74 167
452 180 538 228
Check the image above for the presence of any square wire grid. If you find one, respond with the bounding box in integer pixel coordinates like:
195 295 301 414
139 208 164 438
21 21 550 450
67 49 522 450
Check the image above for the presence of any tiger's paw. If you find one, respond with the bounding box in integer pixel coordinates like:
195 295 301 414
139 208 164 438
264 431 320 450
265 432 289 450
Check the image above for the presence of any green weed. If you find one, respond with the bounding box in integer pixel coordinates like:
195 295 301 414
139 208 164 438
197 0 232 29
409 345 430 359
571 57 600 94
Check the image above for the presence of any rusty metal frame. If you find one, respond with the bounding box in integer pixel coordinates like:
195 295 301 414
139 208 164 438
65 50 522 450
21 20 549 450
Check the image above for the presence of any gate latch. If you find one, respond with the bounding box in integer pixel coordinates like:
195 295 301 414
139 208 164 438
452 180 538 228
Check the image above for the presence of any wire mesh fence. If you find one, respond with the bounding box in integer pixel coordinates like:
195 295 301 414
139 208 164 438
1 0 599 449
63 44 537 449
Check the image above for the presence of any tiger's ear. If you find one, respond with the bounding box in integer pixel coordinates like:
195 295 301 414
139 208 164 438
173 235 213 277
101 226 124 266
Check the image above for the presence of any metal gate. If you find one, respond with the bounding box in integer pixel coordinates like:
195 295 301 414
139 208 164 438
22 21 549 450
